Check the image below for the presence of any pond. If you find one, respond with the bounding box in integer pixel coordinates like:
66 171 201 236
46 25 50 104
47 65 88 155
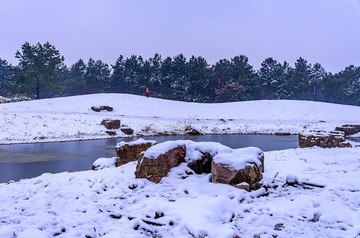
0 134 299 182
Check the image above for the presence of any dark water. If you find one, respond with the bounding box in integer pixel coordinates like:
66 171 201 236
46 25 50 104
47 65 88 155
0 135 299 182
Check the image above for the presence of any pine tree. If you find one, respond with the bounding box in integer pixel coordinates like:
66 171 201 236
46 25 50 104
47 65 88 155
110 55 126 93
64 59 87 95
84 58 110 93
15 42 65 99
187 56 211 102
0 58 14 96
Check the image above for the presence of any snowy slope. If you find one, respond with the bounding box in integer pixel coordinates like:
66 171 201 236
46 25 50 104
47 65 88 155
1 93 360 144
1 94 360 237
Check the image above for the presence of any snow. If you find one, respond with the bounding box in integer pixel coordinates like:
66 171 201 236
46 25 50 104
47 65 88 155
140 140 233 164
1 93 360 237
116 138 157 148
213 147 263 170
1 147 359 237
92 157 116 170
185 141 232 163
142 140 190 159
1 93 360 144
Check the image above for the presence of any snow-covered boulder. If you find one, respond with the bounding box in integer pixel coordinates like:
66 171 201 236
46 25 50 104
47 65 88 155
135 141 186 183
186 141 232 174
115 139 156 166
92 157 117 170
211 147 264 191
133 140 264 190
91 105 113 112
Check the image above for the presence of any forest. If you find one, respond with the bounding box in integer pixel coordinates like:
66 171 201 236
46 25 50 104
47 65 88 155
1 42 359 105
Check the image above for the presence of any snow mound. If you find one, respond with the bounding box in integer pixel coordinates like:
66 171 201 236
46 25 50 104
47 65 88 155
92 157 117 170
185 141 232 163
213 147 263 170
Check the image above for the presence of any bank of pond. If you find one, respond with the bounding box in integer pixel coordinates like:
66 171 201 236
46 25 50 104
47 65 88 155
0 134 299 182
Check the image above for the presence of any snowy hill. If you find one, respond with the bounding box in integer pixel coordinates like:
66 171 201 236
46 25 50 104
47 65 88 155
1 93 360 237
1 93 360 144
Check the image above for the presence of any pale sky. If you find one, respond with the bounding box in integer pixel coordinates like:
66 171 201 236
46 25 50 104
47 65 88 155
0 0 360 72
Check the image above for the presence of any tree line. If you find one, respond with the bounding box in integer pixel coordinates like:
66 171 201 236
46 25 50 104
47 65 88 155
1 42 360 105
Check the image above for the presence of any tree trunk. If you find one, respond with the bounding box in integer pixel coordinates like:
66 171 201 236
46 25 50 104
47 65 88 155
36 82 40 99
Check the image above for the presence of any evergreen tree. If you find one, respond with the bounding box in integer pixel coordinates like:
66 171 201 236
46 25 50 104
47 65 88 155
171 54 189 101
148 53 162 96
15 42 65 99
324 66 360 105
258 57 285 99
0 58 14 96
159 56 173 98
110 55 126 93
64 59 87 95
212 59 232 102
123 55 143 94
84 58 110 93
187 56 211 102
221 55 256 101
288 57 312 100
309 63 327 101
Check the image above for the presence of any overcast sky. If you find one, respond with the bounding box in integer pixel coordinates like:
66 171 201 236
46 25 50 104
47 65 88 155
0 0 360 72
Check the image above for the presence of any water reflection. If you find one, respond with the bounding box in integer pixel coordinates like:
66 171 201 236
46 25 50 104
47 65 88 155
0 135 298 182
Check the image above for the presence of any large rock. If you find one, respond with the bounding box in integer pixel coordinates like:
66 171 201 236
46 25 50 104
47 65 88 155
91 106 113 112
101 119 121 130
185 141 232 174
105 130 117 136
211 147 264 191
187 152 212 174
335 124 360 136
299 131 351 148
121 127 134 135
115 139 156 167
135 142 186 183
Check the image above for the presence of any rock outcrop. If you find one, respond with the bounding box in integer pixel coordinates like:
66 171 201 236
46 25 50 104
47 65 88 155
101 119 121 130
135 145 186 183
299 131 351 148
91 106 113 112
115 139 156 167
211 147 264 191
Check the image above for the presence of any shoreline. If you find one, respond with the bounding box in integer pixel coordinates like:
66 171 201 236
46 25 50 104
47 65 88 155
0 131 299 146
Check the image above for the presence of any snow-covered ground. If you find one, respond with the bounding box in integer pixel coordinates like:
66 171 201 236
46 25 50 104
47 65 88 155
1 146 359 237
1 94 360 237
1 93 360 144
